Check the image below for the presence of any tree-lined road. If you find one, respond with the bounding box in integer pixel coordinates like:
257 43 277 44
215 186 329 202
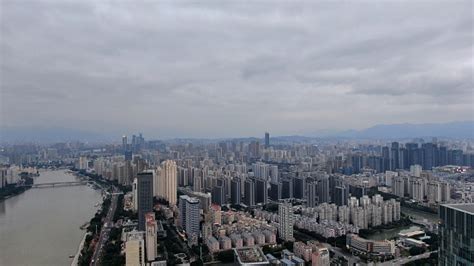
90 188 119 266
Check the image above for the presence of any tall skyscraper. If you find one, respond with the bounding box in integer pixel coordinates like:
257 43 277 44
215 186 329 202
334 186 348 206
293 176 306 199
244 179 255 207
145 212 157 262
265 132 270 148
255 178 268 205
281 179 293 199
439 204 474 265
269 182 282 201
179 195 200 245
278 202 294 241
317 176 330 203
422 143 435 170
137 172 154 231
132 177 138 212
390 142 400 170
122 135 127 152
212 185 225 206
158 160 177 205
306 180 318 207
231 178 241 205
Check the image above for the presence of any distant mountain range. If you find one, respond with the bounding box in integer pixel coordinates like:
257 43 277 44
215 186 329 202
325 121 474 139
1 121 473 143
0 127 111 143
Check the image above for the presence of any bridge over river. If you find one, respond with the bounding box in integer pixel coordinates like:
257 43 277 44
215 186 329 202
23 181 95 188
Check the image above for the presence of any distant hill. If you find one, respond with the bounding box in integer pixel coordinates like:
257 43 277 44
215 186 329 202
333 121 474 139
1 121 472 143
0 127 111 143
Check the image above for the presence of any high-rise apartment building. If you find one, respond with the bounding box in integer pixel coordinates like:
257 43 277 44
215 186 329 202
244 179 255 207
392 176 405 198
293 177 305 199
334 186 348 206
211 185 225 206
145 212 157 262
125 231 145 266
439 204 474 265
317 176 330 203
231 178 241 205
137 172 154 231
306 180 318 207
255 178 268 205
157 160 177 205
179 195 200 245
278 202 294 241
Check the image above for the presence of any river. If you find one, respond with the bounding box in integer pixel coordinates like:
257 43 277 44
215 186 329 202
0 170 102 266
366 206 440 241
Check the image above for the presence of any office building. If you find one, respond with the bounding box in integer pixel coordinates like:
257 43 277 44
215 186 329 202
439 204 474 265
122 135 128 151
265 132 270 148
137 172 154 231
278 202 294 241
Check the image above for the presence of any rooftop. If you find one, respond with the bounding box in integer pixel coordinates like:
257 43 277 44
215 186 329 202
443 203 474 214
234 247 269 264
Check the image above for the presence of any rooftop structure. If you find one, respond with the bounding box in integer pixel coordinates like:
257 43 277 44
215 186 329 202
234 247 270 266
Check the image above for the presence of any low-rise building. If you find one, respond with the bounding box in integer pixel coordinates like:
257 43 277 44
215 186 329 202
233 247 270 266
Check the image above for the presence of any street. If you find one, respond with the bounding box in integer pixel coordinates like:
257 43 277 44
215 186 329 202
322 243 362 266
90 187 119 266
376 251 437 266
322 242 436 266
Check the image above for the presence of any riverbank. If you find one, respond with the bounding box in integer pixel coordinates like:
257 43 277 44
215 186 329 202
71 232 89 266
0 174 35 201
0 185 30 200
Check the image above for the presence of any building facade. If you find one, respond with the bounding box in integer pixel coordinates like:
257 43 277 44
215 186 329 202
439 204 474 266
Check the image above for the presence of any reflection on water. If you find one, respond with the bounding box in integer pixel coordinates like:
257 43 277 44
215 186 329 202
366 225 422 241
401 206 439 223
0 170 101 266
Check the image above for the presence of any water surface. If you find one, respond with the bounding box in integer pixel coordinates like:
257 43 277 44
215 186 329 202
0 170 101 266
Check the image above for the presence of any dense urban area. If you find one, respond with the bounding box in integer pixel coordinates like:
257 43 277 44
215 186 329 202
1 133 474 266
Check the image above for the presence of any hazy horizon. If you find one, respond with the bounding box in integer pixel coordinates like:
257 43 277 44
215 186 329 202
1 1 473 138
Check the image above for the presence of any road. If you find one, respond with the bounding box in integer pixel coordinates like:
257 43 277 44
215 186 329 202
376 251 436 266
90 187 119 266
322 243 363 266
322 242 435 266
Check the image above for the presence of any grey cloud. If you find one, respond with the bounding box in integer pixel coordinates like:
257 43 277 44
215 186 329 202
1 0 473 138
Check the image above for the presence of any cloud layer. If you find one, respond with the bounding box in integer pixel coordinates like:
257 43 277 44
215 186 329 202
1 1 473 138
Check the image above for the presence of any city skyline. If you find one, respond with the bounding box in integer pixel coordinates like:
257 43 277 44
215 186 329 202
2 1 473 138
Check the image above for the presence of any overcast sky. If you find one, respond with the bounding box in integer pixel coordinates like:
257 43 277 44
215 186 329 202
1 0 473 138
